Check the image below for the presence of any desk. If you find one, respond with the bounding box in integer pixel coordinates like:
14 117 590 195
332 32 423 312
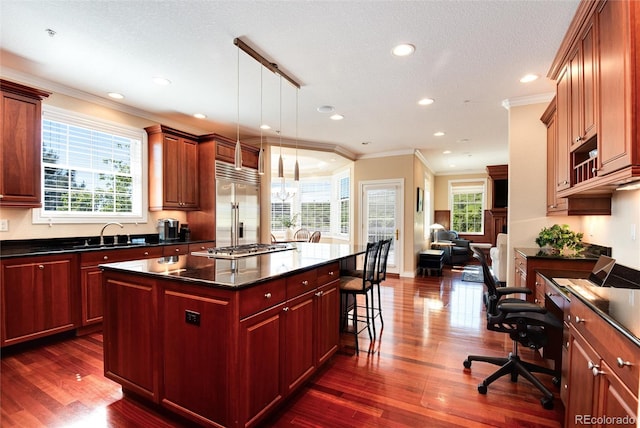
418 249 444 276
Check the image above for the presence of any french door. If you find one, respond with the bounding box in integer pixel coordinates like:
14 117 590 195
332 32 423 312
360 180 403 274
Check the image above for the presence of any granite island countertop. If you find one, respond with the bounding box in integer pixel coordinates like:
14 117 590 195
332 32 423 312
100 242 366 289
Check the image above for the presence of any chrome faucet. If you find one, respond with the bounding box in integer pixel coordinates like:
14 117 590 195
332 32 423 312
99 222 124 246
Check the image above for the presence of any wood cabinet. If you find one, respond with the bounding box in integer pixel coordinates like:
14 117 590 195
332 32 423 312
513 249 597 303
0 80 50 207
79 246 162 328
549 0 640 197
1 254 77 346
203 133 260 170
103 260 341 428
146 125 199 211
564 296 639 427
161 244 189 257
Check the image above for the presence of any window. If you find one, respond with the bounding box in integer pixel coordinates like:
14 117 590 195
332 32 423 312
34 107 145 224
338 176 350 234
300 181 331 233
270 201 292 232
450 181 485 234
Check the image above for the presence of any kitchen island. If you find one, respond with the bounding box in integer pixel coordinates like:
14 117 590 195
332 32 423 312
100 243 365 428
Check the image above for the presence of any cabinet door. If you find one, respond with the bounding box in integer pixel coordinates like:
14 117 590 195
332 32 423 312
315 280 339 366
579 18 597 143
163 134 182 208
597 0 632 175
1 257 75 346
283 290 316 395
162 288 232 427
240 303 285 427
103 272 158 401
556 66 571 191
81 267 103 325
0 91 42 207
565 328 600 428
545 105 568 213
180 138 199 209
597 360 638 426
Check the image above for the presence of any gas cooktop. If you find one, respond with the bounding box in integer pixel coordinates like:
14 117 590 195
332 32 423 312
191 243 295 259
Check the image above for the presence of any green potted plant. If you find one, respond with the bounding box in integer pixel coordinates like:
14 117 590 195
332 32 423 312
535 224 584 254
282 213 300 239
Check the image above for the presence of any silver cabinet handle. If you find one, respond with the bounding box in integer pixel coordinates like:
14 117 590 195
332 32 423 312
616 357 632 368
315 291 323 297
264 292 272 299
301 280 308 286
144 251 149 256
103 256 109 260
283 307 289 312
175 248 180 252
38 264 44 270
575 316 585 323
329 271 334 276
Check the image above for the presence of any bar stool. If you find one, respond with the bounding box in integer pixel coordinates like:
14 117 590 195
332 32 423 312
371 239 391 335
339 240 380 354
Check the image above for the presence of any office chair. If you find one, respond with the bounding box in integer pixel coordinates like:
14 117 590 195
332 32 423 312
463 247 561 409
339 240 380 355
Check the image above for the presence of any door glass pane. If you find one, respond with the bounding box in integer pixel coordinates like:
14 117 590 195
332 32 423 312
366 187 396 267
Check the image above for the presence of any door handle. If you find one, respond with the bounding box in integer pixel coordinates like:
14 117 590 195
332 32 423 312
395 229 399 240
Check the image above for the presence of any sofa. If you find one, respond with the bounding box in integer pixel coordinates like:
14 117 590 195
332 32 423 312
434 229 471 265
489 233 508 284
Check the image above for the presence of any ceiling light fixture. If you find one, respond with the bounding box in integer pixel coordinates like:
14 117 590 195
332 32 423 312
294 87 300 182
418 98 434 106
317 105 335 113
330 114 344 121
45 28 56 37
152 77 171 86
193 113 206 119
520 74 539 83
278 76 284 178
107 92 124 99
443 150 452 154
434 131 445 137
234 43 243 171
392 43 415 57
258 64 265 175
260 124 271 130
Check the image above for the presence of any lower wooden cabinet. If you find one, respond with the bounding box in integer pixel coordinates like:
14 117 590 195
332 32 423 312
103 261 341 428
1 254 77 346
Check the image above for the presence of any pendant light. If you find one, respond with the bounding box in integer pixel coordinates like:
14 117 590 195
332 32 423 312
234 43 243 170
294 87 300 182
257 64 265 175
277 75 284 178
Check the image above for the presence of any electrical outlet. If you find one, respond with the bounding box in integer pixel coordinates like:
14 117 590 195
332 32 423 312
185 310 200 326
0 219 8 232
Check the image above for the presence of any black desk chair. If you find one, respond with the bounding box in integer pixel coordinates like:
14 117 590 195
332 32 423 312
463 247 561 409
340 240 380 355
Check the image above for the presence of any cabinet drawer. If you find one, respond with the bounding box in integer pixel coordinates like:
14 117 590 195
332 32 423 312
80 246 162 266
188 241 216 253
534 273 545 306
239 279 286 319
514 252 527 274
317 262 339 286
570 297 639 395
163 244 189 256
286 269 318 299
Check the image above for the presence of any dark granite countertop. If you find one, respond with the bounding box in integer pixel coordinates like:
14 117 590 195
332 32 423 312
538 269 640 348
100 243 366 289
515 243 611 261
0 235 213 258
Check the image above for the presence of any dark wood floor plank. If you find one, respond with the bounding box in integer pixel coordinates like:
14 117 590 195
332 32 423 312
1 268 564 427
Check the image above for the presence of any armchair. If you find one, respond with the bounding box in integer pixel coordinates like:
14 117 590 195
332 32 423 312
434 229 471 265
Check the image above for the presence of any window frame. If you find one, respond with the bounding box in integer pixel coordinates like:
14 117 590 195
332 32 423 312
448 179 486 235
33 105 148 225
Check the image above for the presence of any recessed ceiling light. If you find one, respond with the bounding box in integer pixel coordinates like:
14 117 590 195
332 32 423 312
449 164 456 168
443 150 452 154
193 113 206 119
152 76 172 86
330 114 344 121
317 105 335 113
108 92 124 99
418 98 434 106
392 43 415 57
520 74 539 83
45 28 56 37
260 124 271 130
434 131 445 137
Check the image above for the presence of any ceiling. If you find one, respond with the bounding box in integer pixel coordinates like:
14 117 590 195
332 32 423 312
1 0 579 175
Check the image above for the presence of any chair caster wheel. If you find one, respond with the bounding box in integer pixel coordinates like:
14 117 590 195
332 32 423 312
463 359 471 369
552 377 560 387
477 383 487 394
510 373 518 382
541 397 554 410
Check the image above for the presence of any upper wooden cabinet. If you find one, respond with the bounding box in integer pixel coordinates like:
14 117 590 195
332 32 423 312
146 125 199 211
201 132 260 170
548 0 640 197
0 80 50 207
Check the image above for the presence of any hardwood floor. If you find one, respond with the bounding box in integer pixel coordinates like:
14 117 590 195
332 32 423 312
1 268 564 427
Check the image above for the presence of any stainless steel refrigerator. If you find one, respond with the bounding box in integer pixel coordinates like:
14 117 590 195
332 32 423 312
215 160 260 247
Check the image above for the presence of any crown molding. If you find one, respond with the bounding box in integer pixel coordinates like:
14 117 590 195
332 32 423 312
501 92 555 110
243 135 357 161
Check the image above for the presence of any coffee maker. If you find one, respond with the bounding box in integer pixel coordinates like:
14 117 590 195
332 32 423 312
158 218 179 241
